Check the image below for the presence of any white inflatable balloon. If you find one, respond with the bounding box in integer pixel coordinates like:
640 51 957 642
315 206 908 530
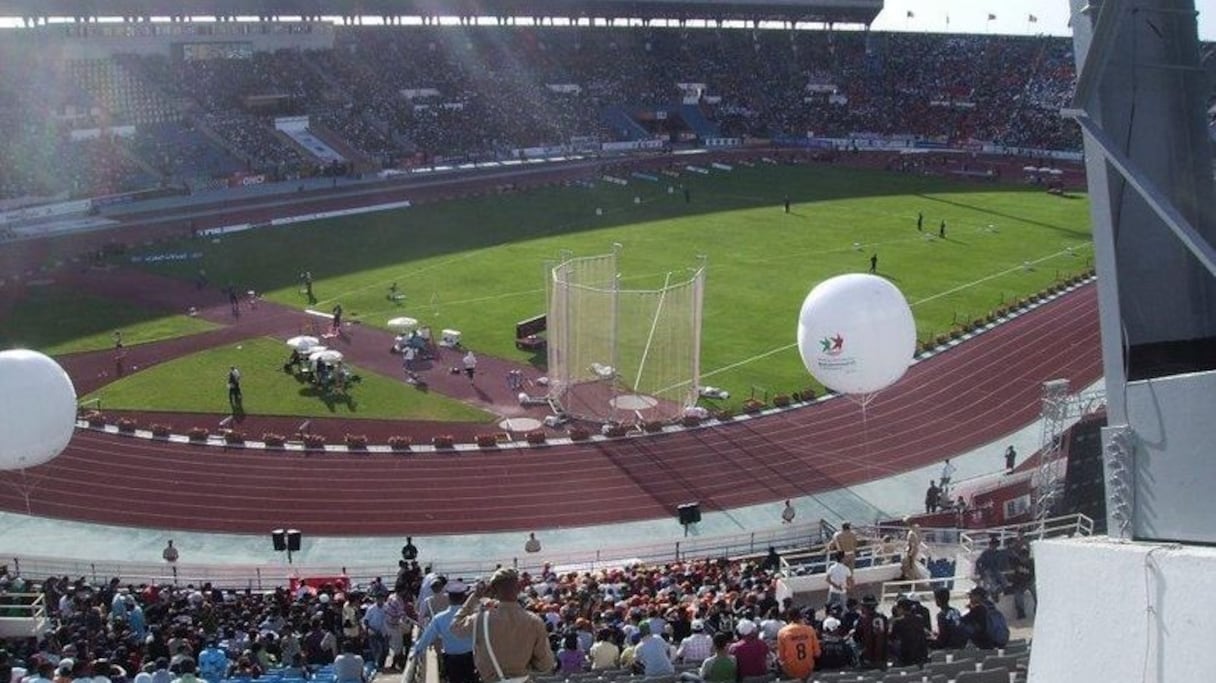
796 274 917 395
0 349 78 471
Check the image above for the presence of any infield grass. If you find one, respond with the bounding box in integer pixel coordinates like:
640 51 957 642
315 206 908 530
129 164 1093 401
0 288 218 356
84 337 497 422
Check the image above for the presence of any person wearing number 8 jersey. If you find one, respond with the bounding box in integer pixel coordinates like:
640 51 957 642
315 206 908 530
777 609 821 681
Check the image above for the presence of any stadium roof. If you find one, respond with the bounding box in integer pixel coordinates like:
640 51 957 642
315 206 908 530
0 0 883 25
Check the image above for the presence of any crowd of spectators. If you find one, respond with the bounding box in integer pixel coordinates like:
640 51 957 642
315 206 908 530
11 25 1208 202
0 535 1029 683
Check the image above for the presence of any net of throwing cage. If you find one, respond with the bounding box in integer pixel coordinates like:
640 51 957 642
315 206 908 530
546 247 705 424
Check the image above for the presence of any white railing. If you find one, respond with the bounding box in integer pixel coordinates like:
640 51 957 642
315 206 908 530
959 513 1093 554
0 592 49 639
6 522 828 590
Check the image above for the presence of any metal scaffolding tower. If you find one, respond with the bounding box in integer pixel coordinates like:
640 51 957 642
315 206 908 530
1034 379 1108 520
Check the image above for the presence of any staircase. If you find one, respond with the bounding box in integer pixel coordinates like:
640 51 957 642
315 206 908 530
678 103 721 139
599 105 650 141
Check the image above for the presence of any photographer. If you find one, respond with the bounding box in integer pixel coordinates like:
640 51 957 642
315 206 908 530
451 568 554 682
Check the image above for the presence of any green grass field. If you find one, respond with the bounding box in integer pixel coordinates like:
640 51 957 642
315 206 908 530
0 289 218 355
129 164 1093 401
84 337 496 422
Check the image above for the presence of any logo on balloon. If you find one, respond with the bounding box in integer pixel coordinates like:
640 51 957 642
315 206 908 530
796 274 916 396
819 333 845 356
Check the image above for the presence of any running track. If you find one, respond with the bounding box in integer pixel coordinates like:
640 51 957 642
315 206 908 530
0 284 1102 535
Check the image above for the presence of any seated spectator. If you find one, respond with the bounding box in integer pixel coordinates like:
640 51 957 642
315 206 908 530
674 619 713 665
557 633 586 674
588 629 620 670
727 620 767 679
332 642 364 683
632 623 674 677
814 618 855 671
697 633 736 683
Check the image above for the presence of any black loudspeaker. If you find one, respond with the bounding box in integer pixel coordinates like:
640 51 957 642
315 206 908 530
286 529 302 551
272 529 286 551
678 503 702 526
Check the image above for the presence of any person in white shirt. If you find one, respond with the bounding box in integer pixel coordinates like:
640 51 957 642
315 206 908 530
940 459 956 492
758 607 785 647
825 552 852 609
24 661 55 683
462 351 477 384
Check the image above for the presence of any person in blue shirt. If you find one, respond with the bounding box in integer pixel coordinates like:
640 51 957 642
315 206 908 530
198 639 230 683
412 581 477 683
126 598 147 639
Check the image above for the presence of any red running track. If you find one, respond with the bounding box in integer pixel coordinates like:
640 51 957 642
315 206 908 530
0 284 1102 535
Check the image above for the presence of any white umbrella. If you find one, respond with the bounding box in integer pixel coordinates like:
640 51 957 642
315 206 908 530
1038 166 1054 173
286 336 320 351
387 316 419 332
310 349 344 364
1049 168 1065 176
1022 166 1038 172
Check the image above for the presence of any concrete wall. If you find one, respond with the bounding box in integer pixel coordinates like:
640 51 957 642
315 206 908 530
1030 537 1216 682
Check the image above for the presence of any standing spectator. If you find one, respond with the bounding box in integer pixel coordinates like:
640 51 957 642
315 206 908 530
783 196 790 213
450 568 555 682
401 537 419 562
776 609 820 681
674 619 713 665
462 351 477 384
869 253 878 273
384 590 413 671
697 633 736 683
902 523 923 581
1007 530 1036 618
412 581 476 683
975 538 1009 599
162 540 179 564
361 594 389 671
331 305 343 334
826 522 859 569
1004 445 1017 473
825 552 852 609
917 212 923 231
925 481 940 513
939 459 956 492
781 500 796 524
227 366 242 410
113 331 125 377
939 220 947 239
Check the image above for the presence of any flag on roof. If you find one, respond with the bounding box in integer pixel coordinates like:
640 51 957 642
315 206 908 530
988 13 997 21
1029 14 1038 23
906 10 914 18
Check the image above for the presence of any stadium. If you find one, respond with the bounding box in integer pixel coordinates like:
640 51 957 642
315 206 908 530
0 0 1212 682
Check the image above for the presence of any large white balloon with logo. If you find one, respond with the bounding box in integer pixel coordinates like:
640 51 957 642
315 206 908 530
0 349 77 471
796 273 917 397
